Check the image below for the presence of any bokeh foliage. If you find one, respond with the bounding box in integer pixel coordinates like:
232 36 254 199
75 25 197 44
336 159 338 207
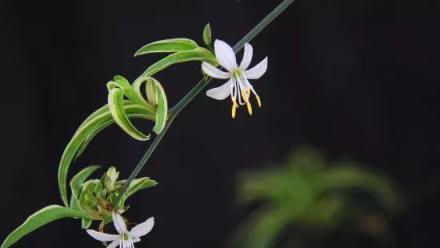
230 147 401 248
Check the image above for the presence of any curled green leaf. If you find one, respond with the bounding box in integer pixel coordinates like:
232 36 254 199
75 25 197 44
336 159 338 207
131 77 168 134
112 75 132 89
152 79 168 134
58 104 155 207
135 38 198 56
146 79 158 105
70 165 101 203
132 76 153 107
78 180 101 219
108 88 150 141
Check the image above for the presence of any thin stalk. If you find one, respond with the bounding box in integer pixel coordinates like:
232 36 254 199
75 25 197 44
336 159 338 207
116 0 296 205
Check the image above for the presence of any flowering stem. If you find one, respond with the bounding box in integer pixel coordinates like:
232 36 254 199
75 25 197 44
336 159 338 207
116 0 296 205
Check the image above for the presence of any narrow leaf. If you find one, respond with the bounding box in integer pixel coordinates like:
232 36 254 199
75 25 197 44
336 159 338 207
70 195 80 211
81 218 93 229
111 75 147 105
74 102 154 160
74 122 107 160
58 104 155 207
118 177 158 207
135 38 198 56
152 79 168 134
146 78 158 105
132 77 154 107
112 75 132 89
1 205 88 248
127 177 158 197
70 165 101 201
142 47 217 77
108 88 150 141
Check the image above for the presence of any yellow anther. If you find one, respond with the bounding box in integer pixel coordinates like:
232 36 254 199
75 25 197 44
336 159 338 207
255 95 262 107
231 100 238 119
246 102 253 115
231 105 237 119
240 90 249 103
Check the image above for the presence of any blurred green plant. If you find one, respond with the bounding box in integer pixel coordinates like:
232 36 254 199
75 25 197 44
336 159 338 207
229 147 401 248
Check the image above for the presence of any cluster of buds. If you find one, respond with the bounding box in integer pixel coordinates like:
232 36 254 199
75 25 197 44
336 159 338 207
72 166 157 228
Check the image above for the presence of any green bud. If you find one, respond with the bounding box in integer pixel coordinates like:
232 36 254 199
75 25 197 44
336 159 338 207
102 167 119 192
203 23 212 47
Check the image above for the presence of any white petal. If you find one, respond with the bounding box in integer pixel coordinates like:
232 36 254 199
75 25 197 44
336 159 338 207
130 217 155 237
245 57 268 79
239 43 253 70
240 75 252 88
107 240 120 248
112 212 128 234
206 78 234 100
86 230 119 242
214 40 237 71
202 62 230 79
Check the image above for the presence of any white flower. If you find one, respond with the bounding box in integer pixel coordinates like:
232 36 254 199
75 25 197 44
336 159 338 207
202 39 268 118
87 212 154 248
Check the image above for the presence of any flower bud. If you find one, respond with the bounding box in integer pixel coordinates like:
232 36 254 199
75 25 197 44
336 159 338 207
102 167 119 192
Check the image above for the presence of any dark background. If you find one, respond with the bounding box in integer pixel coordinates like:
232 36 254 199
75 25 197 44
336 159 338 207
1 0 440 247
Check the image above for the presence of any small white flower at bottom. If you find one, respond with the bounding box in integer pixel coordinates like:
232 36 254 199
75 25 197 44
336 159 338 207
202 39 268 118
86 211 154 248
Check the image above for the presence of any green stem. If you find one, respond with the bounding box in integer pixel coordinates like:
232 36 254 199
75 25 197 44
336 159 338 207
116 0 296 205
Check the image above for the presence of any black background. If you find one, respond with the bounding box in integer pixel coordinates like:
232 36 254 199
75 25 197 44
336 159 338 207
1 0 440 247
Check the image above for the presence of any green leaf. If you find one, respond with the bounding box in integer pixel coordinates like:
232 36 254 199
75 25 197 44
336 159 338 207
203 23 212 47
135 38 198 56
108 88 150 141
152 79 168 134
0 205 88 248
142 47 217 77
70 194 80 211
108 75 149 106
112 75 132 89
131 77 168 134
74 122 107 160
70 165 101 202
146 78 158 105
127 177 158 197
78 180 101 219
132 77 154 107
81 218 93 229
117 177 158 207
58 104 155 207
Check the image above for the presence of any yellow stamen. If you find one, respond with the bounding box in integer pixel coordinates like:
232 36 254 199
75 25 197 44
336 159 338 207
240 90 249 103
255 95 262 107
231 99 238 119
246 102 253 115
